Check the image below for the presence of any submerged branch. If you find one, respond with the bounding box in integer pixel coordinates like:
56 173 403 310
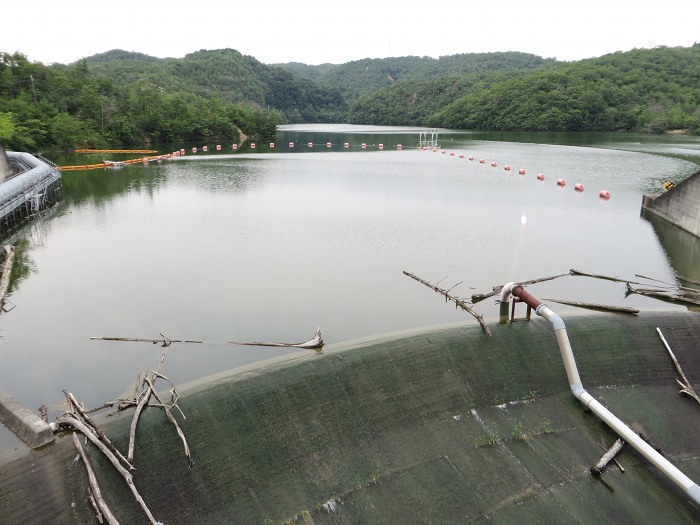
541 298 639 314
403 271 491 336
626 284 700 307
91 327 324 350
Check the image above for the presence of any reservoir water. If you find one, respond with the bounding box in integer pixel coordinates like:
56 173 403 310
1 125 699 449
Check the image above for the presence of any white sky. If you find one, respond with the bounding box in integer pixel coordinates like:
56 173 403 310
2 0 698 65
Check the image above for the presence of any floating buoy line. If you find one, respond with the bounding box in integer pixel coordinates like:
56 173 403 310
59 141 613 199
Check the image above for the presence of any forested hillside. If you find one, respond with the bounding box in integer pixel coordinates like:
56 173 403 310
348 45 700 133
0 48 344 151
1 45 699 152
278 52 554 101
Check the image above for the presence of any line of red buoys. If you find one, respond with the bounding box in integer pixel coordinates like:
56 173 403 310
163 142 612 200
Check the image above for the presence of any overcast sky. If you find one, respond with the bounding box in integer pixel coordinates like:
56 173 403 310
3 0 697 65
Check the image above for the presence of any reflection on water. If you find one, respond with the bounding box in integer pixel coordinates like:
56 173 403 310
642 210 700 288
1 127 699 447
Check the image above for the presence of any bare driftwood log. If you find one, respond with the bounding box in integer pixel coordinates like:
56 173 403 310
569 268 648 285
541 298 639 315
72 433 120 525
64 390 134 471
591 439 625 476
145 376 193 467
127 384 153 463
59 414 160 524
403 271 492 336
0 245 16 312
656 327 700 405
91 327 324 350
471 272 569 304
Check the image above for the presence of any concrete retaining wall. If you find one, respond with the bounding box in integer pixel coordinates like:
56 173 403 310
642 170 700 238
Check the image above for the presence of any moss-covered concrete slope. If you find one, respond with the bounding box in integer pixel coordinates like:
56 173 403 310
2 311 700 524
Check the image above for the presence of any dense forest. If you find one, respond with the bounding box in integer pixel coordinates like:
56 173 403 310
1 44 699 151
348 45 700 133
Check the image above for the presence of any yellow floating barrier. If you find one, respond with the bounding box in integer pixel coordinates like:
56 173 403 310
59 156 164 171
72 149 158 154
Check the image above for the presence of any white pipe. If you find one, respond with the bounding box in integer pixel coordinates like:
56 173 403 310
500 282 700 505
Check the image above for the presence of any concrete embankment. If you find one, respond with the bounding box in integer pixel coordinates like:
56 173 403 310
642 170 700 239
2 311 700 523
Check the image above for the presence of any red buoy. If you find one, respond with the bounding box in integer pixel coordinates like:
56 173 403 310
574 183 584 192
269 142 275 148
202 145 208 152
378 144 384 150
504 165 511 171
469 156 475 161
557 178 566 186
458 153 464 158
216 144 222 151
599 190 611 199
251 143 256 149
491 161 497 167
326 142 332 148
479 159 485 164
192 147 197 153
536 173 545 181
289 142 294 148
518 168 526 175
308 142 313 148
344 143 350 148
397 144 403 150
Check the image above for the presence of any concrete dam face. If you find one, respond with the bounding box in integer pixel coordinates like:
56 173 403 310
642 169 700 239
2 311 700 523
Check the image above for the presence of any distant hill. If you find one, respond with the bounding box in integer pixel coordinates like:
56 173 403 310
3 44 700 151
276 52 555 101
85 48 346 123
347 45 700 133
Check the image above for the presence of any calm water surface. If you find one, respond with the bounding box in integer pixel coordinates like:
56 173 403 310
1 125 699 448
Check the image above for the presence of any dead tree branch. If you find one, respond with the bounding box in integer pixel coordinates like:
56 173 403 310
471 272 569 304
403 271 492 336
656 327 700 405
541 299 639 315
72 433 120 525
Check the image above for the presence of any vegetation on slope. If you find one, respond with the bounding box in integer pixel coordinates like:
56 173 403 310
348 45 700 133
1 44 698 151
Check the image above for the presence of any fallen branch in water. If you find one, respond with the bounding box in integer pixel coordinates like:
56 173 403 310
471 272 569 304
626 283 700 307
675 273 700 286
541 298 639 315
569 268 647 285
403 271 492 336
656 327 700 406
90 327 324 350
